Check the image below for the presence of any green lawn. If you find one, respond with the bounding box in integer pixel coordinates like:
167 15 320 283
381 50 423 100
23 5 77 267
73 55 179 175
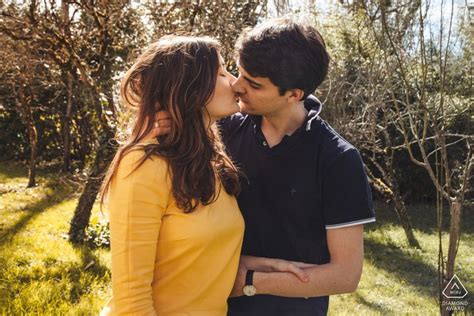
0 162 472 315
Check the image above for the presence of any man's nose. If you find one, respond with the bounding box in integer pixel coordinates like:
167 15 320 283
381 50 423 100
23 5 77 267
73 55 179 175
231 77 245 94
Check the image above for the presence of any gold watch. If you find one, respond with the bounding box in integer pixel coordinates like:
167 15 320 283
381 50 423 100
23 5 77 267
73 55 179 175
242 270 257 296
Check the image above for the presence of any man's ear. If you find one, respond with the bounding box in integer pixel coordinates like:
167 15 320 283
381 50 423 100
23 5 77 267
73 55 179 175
286 89 305 103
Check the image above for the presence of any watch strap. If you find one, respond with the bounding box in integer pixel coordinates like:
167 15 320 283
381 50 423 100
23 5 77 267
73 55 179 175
245 270 255 286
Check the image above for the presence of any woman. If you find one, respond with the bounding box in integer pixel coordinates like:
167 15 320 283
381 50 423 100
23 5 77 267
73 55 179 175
99 35 245 315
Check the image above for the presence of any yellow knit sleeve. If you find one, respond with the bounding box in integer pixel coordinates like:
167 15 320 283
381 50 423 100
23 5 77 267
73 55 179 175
107 149 170 315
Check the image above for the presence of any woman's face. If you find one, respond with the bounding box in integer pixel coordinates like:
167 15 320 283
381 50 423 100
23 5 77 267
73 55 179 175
204 54 239 123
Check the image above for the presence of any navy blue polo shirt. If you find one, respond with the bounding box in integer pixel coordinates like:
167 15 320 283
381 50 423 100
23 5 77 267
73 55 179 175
220 96 376 315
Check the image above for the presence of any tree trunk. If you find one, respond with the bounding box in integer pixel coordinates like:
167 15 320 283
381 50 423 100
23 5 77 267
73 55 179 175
440 199 462 316
68 131 116 243
387 162 420 248
392 191 421 248
16 86 38 188
26 113 38 188
62 2 73 172
368 172 420 248
446 199 462 278
62 71 73 172
76 106 93 169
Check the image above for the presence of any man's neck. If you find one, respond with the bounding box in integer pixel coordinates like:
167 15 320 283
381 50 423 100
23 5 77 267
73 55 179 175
260 101 307 147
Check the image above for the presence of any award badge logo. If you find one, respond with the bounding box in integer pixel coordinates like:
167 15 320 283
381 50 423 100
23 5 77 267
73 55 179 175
442 274 469 312
442 274 468 299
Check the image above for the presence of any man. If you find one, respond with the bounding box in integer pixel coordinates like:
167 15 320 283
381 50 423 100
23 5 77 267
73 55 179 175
153 18 375 315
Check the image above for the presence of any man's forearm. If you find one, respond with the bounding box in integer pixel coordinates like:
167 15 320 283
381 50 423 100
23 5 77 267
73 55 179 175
244 226 365 298
253 262 361 297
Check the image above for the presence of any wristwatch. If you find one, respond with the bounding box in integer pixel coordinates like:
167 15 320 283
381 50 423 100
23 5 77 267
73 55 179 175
242 270 257 296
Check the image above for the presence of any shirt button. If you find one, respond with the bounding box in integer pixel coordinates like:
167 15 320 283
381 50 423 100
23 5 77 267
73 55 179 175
262 141 267 146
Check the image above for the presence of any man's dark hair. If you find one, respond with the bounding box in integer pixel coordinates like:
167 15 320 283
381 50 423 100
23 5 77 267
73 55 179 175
236 17 330 98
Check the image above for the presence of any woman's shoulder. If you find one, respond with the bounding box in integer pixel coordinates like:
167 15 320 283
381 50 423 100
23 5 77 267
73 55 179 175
116 141 169 181
109 140 171 216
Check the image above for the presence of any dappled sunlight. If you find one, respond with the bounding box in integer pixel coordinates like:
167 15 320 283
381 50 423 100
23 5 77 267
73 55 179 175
1 162 473 314
329 201 473 314
0 163 111 314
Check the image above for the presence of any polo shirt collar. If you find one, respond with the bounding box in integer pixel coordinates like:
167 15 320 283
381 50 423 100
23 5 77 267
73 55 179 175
304 94 322 131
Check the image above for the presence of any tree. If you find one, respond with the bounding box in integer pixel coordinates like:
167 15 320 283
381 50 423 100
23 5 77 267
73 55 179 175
0 32 62 187
64 0 147 242
347 0 473 313
1 0 147 241
146 0 266 70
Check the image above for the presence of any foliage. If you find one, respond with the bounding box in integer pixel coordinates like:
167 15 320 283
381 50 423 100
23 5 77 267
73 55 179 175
0 0 147 165
85 221 110 249
318 1 472 203
146 1 266 71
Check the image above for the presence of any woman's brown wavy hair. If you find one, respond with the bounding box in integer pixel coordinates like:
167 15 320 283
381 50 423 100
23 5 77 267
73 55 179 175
100 35 241 212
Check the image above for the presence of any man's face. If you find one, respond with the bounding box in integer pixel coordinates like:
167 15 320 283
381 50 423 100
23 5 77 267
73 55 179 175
231 63 290 116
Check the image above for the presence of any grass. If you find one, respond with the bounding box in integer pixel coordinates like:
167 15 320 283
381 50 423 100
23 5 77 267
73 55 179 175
0 162 111 315
0 161 472 315
330 203 474 315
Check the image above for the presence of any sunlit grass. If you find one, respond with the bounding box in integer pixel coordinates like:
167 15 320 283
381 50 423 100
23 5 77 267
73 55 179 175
0 162 472 314
0 162 111 315
330 202 474 315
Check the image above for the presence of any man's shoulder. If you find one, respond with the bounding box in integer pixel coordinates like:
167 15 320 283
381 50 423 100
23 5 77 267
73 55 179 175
220 112 247 124
217 112 251 138
308 117 355 151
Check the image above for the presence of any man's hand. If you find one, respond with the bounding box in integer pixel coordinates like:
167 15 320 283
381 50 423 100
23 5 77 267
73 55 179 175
142 111 172 140
229 256 315 297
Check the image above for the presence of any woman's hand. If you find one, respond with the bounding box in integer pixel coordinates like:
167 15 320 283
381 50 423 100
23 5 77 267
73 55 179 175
240 255 315 282
230 256 316 297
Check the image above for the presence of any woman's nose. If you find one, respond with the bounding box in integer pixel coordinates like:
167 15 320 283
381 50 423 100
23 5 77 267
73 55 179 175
229 72 237 84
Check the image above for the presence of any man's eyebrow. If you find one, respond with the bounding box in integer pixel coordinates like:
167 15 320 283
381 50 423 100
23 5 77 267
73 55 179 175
237 66 263 87
243 76 262 87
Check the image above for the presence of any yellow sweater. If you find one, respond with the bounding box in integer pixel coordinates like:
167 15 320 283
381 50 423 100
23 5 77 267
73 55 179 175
101 143 244 316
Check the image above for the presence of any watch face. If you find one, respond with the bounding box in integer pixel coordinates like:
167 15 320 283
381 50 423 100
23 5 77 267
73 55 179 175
243 285 257 296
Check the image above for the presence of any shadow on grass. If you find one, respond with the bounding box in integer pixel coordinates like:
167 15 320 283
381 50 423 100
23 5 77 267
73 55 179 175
11 244 110 306
353 293 387 313
69 244 110 304
364 238 438 299
0 182 75 246
369 201 474 236
0 160 66 180
0 161 28 180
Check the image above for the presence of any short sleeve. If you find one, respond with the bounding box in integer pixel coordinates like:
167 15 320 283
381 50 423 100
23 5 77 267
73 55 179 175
321 148 375 229
217 113 246 142
107 150 170 315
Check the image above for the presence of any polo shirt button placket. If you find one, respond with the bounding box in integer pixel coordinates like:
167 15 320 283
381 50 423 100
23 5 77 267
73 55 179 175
262 141 267 147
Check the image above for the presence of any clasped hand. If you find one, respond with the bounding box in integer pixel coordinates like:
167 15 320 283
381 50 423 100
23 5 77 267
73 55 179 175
229 255 317 297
